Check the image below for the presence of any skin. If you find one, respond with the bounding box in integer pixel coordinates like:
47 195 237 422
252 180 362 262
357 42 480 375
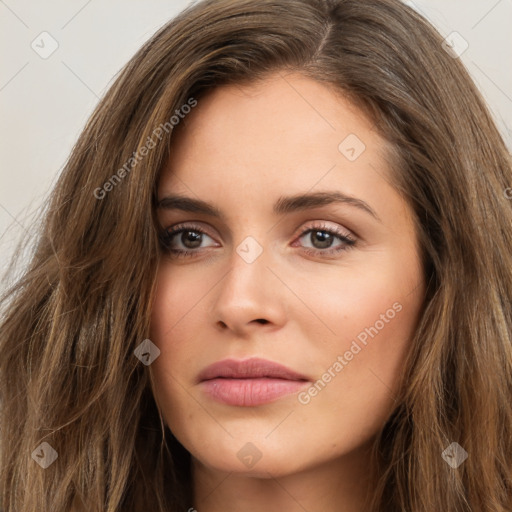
149 71 426 512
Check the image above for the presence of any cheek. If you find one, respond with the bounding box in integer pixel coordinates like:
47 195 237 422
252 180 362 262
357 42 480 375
148 266 207 415
289 252 421 346
149 263 214 343
293 250 424 400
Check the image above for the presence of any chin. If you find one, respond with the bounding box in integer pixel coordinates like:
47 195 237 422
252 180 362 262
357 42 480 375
190 439 313 478
196 454 299 478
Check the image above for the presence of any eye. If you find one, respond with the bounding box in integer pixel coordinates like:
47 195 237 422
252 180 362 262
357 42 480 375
292 222 357 257
159 223 218 258
158 221 357 259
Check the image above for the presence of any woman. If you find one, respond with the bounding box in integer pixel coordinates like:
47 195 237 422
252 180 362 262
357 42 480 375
1 0 511 510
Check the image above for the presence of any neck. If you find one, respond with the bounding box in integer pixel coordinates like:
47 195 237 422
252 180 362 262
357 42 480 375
190 440 376 512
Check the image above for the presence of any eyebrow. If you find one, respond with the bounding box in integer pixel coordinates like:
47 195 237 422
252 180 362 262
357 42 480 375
157 191 381 222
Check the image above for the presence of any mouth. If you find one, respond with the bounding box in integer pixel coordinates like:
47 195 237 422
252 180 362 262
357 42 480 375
197 357 311 407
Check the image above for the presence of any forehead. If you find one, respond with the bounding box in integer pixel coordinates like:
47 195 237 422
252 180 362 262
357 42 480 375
158 72 403 221
163 74 392 187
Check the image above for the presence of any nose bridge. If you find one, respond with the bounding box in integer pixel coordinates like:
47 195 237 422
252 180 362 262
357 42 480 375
212 233 285 330
222 234 269 298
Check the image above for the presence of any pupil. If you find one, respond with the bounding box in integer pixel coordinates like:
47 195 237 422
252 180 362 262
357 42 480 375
312 230 332 249
182 231 202 248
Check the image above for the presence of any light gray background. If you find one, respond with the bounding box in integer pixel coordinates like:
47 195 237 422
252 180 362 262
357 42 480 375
1 0 511 284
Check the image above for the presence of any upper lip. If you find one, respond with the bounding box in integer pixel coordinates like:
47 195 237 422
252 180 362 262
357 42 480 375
197 357 310 382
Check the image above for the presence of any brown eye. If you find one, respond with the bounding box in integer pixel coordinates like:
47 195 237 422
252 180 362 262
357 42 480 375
294 223 357 257
177 230 203 249
159 224 218 257
306 230 336 249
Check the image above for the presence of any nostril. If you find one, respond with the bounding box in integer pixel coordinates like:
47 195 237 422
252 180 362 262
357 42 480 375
255 319 268 324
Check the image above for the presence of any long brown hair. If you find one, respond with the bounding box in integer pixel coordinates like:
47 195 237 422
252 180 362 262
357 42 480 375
1 0 511 510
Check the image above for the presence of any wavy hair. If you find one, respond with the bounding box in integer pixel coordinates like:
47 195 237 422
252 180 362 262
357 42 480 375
1 0 511 510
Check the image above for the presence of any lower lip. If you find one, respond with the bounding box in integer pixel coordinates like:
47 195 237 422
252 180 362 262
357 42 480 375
200 378 309 407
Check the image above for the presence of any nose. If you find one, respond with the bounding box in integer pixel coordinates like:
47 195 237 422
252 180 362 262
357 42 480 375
212 242 287 337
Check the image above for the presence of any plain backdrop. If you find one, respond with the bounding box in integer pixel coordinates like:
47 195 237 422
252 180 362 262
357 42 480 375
1 0 511 288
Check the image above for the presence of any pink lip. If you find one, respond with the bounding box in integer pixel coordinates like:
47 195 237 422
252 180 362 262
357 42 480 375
198 358 310 407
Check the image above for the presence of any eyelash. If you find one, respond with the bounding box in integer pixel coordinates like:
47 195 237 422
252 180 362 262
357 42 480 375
158 222 357 259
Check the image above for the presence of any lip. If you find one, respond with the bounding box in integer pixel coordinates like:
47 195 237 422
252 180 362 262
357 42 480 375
198 357 311 407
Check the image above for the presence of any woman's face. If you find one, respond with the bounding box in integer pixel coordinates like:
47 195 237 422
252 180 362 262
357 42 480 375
150 72 425 478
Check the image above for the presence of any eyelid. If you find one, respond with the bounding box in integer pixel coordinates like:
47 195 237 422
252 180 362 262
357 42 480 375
292 220 355 242
166 221 217 239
